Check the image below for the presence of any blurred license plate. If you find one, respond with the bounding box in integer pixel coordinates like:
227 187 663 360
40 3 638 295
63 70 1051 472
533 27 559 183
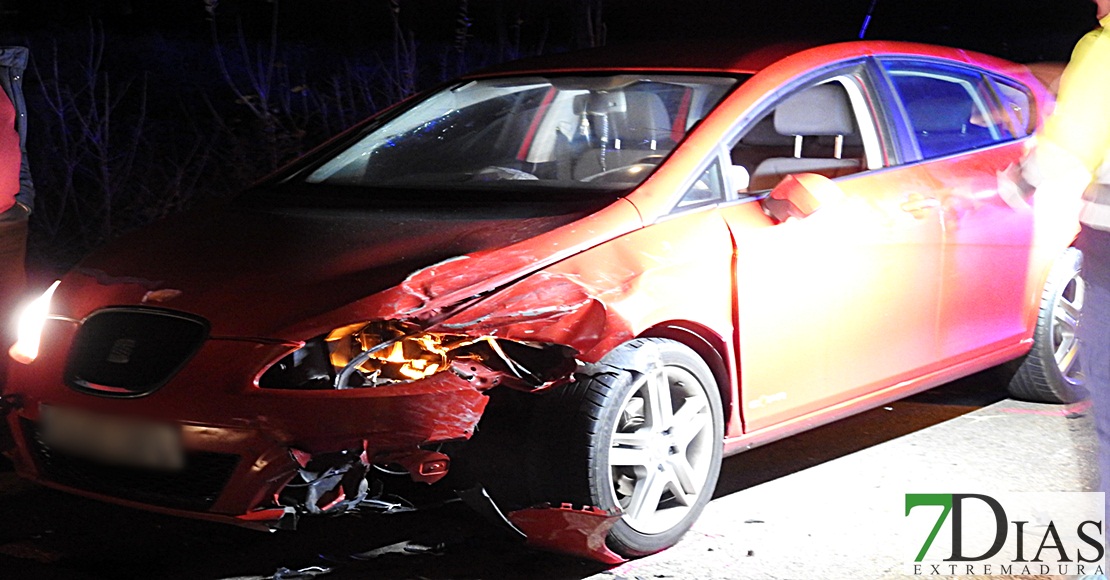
39 405 184 471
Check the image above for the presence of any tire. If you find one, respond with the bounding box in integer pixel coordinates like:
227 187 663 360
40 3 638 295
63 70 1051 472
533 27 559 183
530 338 724 558
1008 247 1086 403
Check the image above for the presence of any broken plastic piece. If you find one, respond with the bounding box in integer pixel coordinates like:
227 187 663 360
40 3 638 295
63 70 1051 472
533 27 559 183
236 507 298 531
278 448 370 515
506 504 626 564
289 448 313 469
357 496 416 514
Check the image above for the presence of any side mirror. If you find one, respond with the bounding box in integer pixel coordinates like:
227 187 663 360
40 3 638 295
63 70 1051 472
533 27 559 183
760 173 843 222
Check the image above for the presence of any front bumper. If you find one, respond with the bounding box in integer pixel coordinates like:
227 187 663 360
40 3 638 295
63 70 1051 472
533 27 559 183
4 320 490 525
2 318 629 564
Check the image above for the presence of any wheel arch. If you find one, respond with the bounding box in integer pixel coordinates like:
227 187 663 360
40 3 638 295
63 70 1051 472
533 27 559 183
639 321 737 433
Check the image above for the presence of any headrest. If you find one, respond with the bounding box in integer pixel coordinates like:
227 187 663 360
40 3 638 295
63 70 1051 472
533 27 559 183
613 92 671 142
573 91 628 115
774 84 855 137
904 96 972 133
572 91 671 144
741 114 794 147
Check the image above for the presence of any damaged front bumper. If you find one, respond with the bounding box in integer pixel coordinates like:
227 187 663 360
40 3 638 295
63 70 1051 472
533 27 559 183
5 368 489 523
3 319 628 563
4 323 493 521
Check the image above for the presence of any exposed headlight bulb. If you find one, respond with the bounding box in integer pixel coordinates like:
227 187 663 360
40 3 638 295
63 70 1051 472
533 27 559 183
9 280 61 364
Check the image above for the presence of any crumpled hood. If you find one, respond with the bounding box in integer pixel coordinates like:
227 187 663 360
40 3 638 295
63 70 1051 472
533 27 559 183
59 198 601 339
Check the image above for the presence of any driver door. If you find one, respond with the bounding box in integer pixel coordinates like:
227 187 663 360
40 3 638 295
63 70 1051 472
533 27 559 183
720 69 945 431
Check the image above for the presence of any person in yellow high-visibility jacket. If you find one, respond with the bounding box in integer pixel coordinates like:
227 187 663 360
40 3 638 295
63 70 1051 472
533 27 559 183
1022 1 1110 562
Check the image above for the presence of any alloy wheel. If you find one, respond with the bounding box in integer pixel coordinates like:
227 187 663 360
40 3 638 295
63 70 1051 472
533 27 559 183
606 363 715 535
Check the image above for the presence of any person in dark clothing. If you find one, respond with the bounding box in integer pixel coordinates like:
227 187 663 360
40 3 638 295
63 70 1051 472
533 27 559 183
0 47 34 385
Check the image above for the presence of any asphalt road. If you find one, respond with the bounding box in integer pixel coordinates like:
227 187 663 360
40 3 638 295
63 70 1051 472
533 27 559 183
0 369 1097 580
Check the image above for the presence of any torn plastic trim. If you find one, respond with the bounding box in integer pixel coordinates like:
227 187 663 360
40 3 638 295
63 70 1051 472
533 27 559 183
277 447 371 515
274 444 456 522
237 506 299 531
456 483 626 563
507 503 627 564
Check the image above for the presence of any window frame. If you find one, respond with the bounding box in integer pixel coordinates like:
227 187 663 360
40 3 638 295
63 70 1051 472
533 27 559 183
661 59 896 220
876 57 1029 163
984 74 1038 139
722 62 886 194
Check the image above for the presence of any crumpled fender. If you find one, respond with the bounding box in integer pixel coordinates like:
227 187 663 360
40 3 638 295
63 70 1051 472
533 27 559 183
429 271 618 358
273 200 643 343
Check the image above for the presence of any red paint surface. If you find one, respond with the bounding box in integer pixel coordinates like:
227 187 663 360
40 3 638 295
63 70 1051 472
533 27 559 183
1 40 1073 561
508 504 626 564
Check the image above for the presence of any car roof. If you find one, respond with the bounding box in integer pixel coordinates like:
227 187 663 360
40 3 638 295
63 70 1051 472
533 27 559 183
463 40 1025 78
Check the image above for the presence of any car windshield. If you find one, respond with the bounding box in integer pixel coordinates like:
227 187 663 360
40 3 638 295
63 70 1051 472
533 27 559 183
302 74 738 194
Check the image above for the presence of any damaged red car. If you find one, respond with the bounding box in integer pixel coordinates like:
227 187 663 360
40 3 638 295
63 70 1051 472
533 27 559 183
2 40 1082 562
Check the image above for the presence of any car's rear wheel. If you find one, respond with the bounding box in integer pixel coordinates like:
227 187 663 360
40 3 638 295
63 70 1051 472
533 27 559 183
1008 247 1086 403
532 338 723 557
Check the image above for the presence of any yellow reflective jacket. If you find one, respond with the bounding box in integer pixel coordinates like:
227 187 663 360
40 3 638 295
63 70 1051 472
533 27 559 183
1039 15 1110 230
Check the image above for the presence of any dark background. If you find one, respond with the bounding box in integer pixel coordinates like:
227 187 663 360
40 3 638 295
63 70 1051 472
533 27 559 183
0 0 1101 270
1 0 1095 58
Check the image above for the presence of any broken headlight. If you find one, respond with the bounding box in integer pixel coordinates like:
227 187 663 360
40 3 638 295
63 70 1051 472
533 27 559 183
258 320 576 390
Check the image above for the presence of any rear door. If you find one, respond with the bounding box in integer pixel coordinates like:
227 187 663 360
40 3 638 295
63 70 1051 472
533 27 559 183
878 59 1037 362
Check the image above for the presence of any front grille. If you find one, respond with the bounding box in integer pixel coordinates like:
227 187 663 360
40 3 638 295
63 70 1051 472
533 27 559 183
65 307 209 397
24 419 240 511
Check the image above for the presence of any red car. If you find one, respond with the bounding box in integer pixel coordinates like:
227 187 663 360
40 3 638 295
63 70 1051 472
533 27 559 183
2 41 1082 562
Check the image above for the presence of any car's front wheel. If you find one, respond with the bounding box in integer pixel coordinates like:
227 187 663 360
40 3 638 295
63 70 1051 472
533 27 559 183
532 338 724 557
1008 246 1086 403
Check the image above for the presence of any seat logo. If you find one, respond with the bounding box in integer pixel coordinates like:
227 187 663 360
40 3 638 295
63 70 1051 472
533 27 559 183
106 338 137 364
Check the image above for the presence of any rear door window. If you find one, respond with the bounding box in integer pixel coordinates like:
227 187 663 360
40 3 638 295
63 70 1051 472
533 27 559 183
881 61 1012 160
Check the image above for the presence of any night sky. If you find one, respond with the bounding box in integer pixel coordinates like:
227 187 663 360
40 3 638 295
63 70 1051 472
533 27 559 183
0 0 1102 268
0 0 1101 62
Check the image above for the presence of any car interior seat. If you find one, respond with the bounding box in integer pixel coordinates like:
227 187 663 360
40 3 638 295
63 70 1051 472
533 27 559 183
901 83 994 159
747 84 863 191
559 91 673 180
